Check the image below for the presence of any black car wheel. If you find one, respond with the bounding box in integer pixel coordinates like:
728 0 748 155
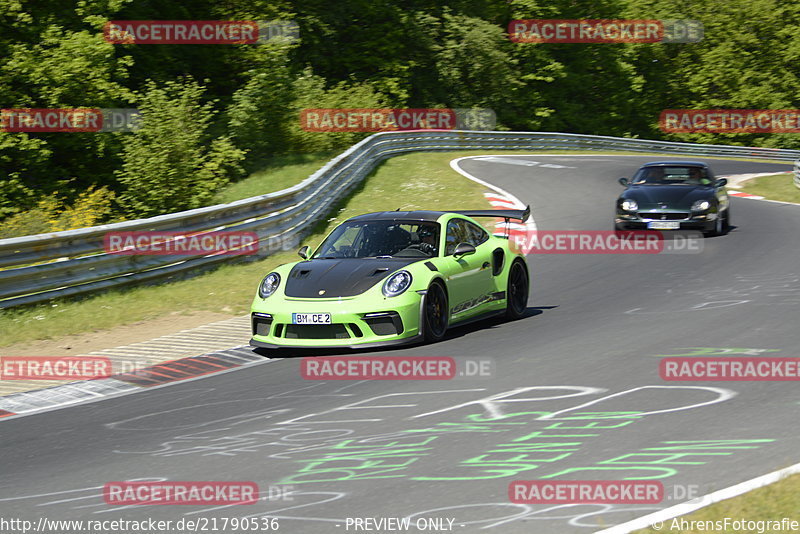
723 207 731 232
423 281 448 342
705 207 725 237
506 260 529 319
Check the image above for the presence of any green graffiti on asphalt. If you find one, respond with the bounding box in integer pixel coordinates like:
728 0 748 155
541 439 774 480
280 381 776 484
280 411 660 483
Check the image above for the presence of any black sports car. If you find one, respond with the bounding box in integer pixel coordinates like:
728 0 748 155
614 161 731 236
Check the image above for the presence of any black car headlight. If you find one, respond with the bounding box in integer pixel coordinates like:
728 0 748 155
259 272 281 298
382 270 412 297
621 199 638 212
691 200 711 211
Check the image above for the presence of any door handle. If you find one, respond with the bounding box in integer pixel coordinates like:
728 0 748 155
482 262 491 270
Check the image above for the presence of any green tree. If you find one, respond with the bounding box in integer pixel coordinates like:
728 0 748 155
507 0 640 135
287 69 390 153
0 19 133 215
623 0 800 146
116 79 245 217
227 43 298 167
430 12 523 112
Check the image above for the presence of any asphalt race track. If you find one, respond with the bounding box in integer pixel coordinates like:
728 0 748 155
1 155 798 534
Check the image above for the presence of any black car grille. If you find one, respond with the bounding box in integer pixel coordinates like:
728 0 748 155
278 323 365 340
284 324 351 339
637 212 689 220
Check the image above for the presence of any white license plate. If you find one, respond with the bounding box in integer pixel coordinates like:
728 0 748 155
648 221 680 230
292 313 331 324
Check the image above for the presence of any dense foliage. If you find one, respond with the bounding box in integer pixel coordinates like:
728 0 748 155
1 0 798 227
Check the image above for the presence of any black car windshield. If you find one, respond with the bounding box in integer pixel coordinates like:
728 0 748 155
313 220 440 259
632 166 713 185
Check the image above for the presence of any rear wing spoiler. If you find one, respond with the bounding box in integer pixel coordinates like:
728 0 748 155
452 205 530 240
452 205 530 222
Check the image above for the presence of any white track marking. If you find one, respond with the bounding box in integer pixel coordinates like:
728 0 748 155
595 460 800 533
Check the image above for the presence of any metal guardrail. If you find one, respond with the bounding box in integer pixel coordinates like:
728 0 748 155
794 160 800 189
2 130 800 309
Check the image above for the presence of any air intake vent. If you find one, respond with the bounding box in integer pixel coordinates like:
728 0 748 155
363 312 404 336
251 313 273 337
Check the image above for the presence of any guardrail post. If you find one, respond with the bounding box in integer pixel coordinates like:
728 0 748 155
794 159 800 190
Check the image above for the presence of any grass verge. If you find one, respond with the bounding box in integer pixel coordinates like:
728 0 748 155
633 472 800 533
213 151 339 204
740 173 800 204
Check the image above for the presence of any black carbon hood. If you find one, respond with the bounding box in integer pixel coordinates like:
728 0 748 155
284 258 420 298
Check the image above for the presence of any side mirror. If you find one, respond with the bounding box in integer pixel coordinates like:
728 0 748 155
618 177 630 186
715 178 727 187
453 242 476 257
298 245 310 259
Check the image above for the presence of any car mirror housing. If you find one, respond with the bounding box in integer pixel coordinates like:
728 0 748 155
453 242 476 257
298 245 310 259
618 177 629 186
715 178 728 187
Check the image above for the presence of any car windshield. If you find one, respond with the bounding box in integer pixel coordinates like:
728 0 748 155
313 220 440 259
632 166 713 185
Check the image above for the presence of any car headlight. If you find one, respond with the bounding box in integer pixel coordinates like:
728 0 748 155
258 272 281 298
382 270 412 297
621 199 638 212
691 200 711 211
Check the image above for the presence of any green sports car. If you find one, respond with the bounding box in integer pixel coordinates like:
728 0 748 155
249 208 531 349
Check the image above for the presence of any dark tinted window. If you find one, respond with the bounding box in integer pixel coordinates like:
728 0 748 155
445 219 471 255
633 166 712 185
446 218 488 254
466 221 489 245
315 220 440 258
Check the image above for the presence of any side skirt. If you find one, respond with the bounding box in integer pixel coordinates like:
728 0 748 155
448 308 506 329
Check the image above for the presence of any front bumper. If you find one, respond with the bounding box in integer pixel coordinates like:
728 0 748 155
615 211 717 232
249 292 424 349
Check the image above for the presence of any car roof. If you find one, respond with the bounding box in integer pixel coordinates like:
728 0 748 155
347 210 445 223
640 161 709 168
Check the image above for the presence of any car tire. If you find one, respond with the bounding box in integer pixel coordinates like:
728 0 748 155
722 207 731 232
705 209 724 237
506 260 529 320
423 281 449 343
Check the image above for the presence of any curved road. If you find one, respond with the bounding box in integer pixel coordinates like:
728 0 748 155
1 155 798 533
